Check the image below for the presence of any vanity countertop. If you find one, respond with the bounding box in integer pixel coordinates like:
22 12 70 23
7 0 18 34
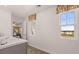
0 37 27 50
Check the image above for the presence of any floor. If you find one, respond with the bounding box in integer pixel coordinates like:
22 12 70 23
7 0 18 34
27 45 48 54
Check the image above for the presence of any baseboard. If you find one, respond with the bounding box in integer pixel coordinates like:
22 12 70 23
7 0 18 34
27 44 49 54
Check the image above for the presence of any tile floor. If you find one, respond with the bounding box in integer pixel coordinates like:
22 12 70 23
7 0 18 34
27 45 48 54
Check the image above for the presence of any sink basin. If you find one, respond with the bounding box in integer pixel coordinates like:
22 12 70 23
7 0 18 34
0 42 7 45
0 36 9 45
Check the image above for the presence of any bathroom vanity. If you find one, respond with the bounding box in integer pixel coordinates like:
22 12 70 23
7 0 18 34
0 37 27 54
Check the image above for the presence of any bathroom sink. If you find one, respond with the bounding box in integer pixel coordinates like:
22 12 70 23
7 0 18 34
0 36 9 45
0 42 8 45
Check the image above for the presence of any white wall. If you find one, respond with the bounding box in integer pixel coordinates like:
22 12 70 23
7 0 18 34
27 6 79 54
0 9 12 36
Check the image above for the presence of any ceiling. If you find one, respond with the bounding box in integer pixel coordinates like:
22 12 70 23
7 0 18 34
0 5 53 18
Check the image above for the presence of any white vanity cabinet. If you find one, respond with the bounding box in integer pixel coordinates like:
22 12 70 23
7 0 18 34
0 37 27 54
0 43 27 54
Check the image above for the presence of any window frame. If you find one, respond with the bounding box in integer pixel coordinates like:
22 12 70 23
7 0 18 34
59 11 75 39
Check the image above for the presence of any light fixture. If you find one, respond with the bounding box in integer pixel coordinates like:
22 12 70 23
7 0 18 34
37 5 41 7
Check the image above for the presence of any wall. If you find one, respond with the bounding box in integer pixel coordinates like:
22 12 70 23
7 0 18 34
0 9 12 36
27 6 79 54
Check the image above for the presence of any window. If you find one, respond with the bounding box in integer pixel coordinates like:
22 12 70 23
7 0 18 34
60 11 75 38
